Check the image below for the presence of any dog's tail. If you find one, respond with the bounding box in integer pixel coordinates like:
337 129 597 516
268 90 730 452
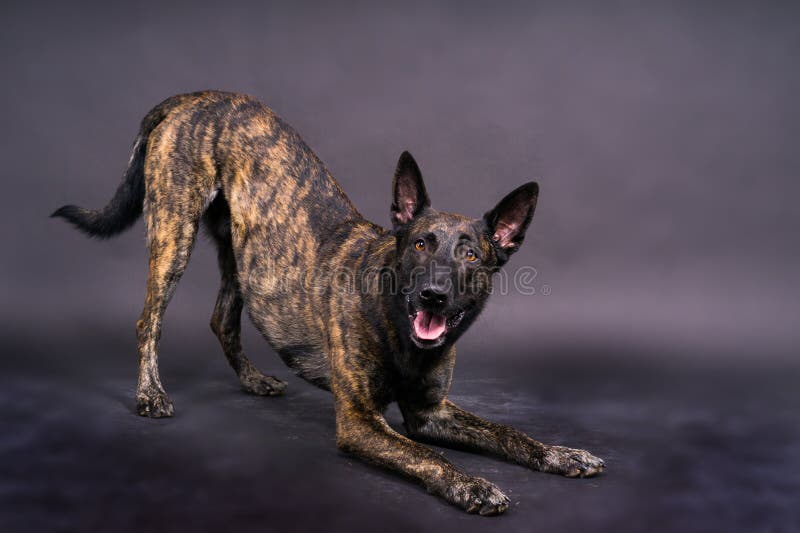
50 96 180 238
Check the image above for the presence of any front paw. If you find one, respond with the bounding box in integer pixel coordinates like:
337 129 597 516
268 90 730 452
537 445 605 478
444 476 510 516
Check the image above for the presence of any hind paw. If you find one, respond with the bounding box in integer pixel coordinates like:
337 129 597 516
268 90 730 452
240 371 287 396
136 389 174 418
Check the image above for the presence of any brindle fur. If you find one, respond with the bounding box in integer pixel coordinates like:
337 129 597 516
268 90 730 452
52 91 604 516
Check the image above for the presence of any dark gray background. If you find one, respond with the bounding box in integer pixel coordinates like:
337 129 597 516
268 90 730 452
1 1 798 532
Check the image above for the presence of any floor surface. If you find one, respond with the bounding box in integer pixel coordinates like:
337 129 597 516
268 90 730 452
1 327 798 532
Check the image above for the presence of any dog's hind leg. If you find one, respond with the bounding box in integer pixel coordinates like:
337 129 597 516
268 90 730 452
204 194 287 396
134 161 209 417
135 213 199 417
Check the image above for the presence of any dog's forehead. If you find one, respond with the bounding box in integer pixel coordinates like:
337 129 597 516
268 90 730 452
413 211 480 237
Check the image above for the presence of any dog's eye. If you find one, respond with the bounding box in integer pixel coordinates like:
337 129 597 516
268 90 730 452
465 249 478 262
414 239 426 251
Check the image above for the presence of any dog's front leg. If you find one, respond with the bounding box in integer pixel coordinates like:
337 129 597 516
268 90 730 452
400 400 605 478
335 405 510 515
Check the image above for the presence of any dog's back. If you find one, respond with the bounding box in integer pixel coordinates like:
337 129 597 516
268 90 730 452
152 92 369 380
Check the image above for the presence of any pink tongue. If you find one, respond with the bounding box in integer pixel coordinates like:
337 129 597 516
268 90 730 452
413 312 447 340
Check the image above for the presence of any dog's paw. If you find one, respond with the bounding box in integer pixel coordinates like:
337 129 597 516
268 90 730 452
446 476 510 516
537 445 605 478
136 390 174 418
240 371 287 396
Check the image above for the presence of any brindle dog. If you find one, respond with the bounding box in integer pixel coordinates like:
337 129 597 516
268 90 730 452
53 91 604 515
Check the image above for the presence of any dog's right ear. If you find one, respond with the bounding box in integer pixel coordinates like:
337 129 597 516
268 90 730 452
391 151 430 229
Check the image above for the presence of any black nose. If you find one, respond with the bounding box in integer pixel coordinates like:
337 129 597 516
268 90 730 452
420 287 448 306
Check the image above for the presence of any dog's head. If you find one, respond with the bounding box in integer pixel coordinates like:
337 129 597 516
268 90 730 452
389 151 538 350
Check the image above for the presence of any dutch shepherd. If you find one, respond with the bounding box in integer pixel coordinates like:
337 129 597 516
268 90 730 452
52 91 604 515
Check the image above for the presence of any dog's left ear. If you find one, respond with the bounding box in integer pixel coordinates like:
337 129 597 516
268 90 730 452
483 182 539 264
391 151 430 228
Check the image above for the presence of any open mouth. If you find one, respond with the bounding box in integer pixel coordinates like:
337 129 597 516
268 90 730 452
413 311 447 341
407 297 465 348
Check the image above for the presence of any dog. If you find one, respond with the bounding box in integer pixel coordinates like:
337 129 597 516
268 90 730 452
52 91 604 515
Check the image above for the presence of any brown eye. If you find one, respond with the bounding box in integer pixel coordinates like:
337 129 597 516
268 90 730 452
414 239 426 251
466 249 478 262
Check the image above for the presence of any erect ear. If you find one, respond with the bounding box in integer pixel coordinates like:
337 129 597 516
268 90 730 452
391 151 430 228
483 182 539 263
